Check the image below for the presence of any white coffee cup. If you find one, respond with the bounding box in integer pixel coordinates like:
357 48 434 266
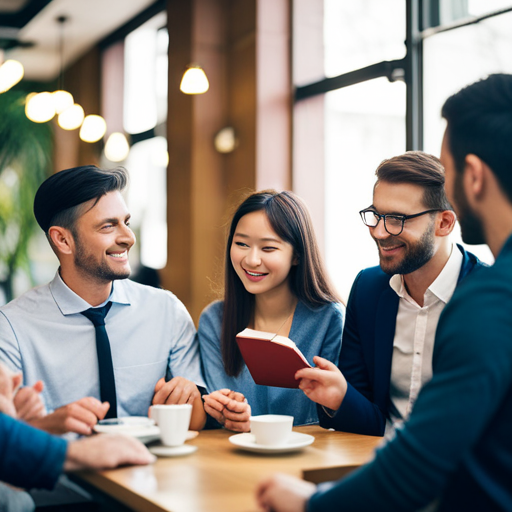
250 414 294 446
149 404 192 446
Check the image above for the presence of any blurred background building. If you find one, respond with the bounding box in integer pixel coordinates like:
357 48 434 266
0 0 510 320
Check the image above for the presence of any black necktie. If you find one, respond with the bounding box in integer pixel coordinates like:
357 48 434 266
81 302 117 418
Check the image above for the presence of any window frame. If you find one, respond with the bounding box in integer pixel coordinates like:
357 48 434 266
294 0 512 151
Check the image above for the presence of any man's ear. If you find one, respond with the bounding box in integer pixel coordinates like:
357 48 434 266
464 154 485 202
48 226 74 255
435 209 457 237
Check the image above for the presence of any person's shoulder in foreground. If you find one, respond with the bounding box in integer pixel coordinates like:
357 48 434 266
309 247 512 511
0 362 154 496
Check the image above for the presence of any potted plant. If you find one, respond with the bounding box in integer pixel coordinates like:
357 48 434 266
0 89 52 303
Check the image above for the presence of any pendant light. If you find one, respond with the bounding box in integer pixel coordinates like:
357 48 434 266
26 16 72 124
53 16 73 112
80 115 107 143
180 64 209 94
0 59 24 93
58 103 85 130
25 92 56 123
105 132 130 162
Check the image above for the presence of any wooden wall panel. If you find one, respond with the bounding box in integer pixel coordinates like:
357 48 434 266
163 0 291 322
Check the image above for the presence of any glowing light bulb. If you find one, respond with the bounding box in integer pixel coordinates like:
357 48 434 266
180 65 209 94
104 132 130 162
58 103 84 130
25 92 56 123
0 60 24 93
79 115 107 143
52 90 74 114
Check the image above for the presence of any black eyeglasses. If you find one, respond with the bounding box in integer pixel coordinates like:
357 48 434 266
359 207 443 236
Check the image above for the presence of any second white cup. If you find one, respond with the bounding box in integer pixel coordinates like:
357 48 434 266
250 414 294 446
149 404 192 446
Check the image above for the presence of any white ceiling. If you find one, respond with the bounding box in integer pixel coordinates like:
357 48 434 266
4 0 156 81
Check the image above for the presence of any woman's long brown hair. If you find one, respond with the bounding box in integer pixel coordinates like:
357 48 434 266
221 190 340 377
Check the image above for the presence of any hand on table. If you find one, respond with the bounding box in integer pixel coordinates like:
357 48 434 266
0 362 21 417
203 389 251 432
29 397 110 435
64 434 155 471
295 356 347 411
14 380 46 421
256 473 316 512
152 377 206 431
152 376 201 405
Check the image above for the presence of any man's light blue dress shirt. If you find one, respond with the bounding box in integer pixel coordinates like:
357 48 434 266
0 272 205 417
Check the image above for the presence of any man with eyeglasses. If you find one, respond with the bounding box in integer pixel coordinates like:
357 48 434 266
296 151 482 437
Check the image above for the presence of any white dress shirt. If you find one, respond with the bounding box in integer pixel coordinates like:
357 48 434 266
386 244 463 434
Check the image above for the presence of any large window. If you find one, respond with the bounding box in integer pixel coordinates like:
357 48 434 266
324 0 406 78
101 10 168 275
423 6 512 264
293 0 510 300
325 78 406 297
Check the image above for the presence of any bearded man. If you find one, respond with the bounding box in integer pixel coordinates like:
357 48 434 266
0 166 207 436
297 151 482 436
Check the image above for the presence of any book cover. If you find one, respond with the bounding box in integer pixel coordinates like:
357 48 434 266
235 328 311 388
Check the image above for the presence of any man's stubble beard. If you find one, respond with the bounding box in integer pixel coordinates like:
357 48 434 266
73 231 131 283
377 219 436 276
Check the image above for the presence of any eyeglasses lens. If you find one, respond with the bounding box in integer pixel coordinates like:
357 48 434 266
362 211 403 235
384 216 403 235
362 211 378 227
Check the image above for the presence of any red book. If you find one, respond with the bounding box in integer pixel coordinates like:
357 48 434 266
236 328 311 388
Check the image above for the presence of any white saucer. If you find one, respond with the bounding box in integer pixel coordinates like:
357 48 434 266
94 419 199 445
229 432 314 454
94 416 154 433
149 444 198 457
94 417 161 443
135 429 198 444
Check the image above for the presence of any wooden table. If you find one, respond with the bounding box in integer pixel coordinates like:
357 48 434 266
74 426 382 512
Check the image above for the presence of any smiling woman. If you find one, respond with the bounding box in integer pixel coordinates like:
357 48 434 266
230 210 296 300
198 190 345 430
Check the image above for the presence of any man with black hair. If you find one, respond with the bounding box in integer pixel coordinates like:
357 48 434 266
0 165 206 435
257 74 512 511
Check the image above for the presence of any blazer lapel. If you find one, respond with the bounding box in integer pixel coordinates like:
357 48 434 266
373 287 399 411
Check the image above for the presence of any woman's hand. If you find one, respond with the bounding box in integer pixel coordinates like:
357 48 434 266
203 389 251 432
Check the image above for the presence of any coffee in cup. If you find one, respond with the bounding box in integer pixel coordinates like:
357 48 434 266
149 404 192 446
250 414 293 446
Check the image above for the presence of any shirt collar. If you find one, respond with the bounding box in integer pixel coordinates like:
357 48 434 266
389 244 463 304
389 273 406 299
49 271 131 316
428 244 463 303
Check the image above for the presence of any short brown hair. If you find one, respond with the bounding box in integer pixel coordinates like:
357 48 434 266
375 151 453 211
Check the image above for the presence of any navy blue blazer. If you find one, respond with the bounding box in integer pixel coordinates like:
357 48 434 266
318 244 483 436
